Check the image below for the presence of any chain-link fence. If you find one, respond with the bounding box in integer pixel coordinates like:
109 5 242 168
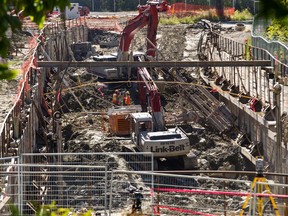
0 152 153 215
0 156 19 215
1 157 288 215
109 170 288 215
244 180 288 216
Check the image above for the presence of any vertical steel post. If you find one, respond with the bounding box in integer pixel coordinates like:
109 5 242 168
274 83 282 178
104 166 107 216
109 171 114 216
285 176 288 216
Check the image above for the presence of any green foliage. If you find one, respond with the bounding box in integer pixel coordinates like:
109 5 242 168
10 201 95 216
230 9 253 21
9 204 21 216
0 64 18 80
13 0 70 28
159 10 220 25
0 0 70 80
258 0 288 24
266 19 288 43
244 37 252 60
257 0 288 43
159 16 181 25
178 16 197 24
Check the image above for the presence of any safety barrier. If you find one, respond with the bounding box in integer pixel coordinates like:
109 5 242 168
109 170 288 215
201 29 288 115
0 152 153 215
0 162 107 215
252 20 288 80
0 17 89 214
0 156 19 215
168 2 235 17
1 155 288 215
195 22 288 177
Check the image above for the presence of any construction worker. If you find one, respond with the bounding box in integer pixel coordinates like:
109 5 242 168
131 187 144 213
112 89 120 105
123 91 131 105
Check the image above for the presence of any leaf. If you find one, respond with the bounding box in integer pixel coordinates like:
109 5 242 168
9 204 21 216
0 64 18 80
258 0 288 21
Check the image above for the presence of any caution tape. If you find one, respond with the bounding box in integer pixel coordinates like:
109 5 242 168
151 187 288 199
155 205 217 216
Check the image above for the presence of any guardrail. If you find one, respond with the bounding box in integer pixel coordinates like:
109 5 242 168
251 18 288 77
1 156 287 215
0 152 154 215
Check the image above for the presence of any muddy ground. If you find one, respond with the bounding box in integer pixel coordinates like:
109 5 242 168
56 21 254 214
0 16 253 214
60 20 252 172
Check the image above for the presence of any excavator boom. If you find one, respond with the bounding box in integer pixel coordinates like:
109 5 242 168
137 65 164 131
117 4 158 61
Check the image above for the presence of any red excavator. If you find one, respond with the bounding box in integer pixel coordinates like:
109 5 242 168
93 1 167 80
117 2 159 62
107 1 197 169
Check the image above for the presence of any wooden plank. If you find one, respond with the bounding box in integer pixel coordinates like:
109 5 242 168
0 196 10 210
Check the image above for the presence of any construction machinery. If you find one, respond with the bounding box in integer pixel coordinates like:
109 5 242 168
92 1 162 80
105 1 197 169
79 6 90 16
138 0 170 13
129 60 191 159
108 105 142 136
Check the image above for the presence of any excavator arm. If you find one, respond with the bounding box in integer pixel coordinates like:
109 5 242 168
137 65 164 131
117 4 159 61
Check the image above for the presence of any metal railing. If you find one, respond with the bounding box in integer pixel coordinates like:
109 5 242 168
109 170 288 215
252 17 288 78
0 152 154 215
1 157 288 215
204 29 288 115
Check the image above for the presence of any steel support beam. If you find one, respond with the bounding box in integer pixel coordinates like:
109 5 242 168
37 60 271 68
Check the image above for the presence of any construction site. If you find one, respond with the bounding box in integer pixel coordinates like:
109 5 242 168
1 0 288 215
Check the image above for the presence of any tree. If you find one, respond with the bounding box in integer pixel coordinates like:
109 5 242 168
0 0 70 80
258 0 288 21
257 0 288 42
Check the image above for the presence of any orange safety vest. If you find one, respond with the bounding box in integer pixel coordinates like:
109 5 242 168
112 93 119 105
124 95 131 105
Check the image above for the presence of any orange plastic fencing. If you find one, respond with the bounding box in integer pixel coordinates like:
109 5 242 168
167 3 235 17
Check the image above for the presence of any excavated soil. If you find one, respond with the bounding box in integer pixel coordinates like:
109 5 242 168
0 16 253 214
57 21 253 214
60 20 252 172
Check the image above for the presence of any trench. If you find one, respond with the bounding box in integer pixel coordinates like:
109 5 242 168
1 17 288 215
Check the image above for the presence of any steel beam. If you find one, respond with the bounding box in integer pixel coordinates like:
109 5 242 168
37 60 271 68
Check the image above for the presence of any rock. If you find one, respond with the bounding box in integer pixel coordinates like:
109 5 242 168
183 151 198 169
235 23 245 31
198 158 209 169
216 162 237 179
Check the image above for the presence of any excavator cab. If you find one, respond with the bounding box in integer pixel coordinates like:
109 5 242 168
130 112 191 159
131 113 153 146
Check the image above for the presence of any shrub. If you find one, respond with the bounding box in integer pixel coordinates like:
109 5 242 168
230 9 253 21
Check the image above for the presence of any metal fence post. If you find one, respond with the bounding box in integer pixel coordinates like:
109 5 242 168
109 170 114 216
